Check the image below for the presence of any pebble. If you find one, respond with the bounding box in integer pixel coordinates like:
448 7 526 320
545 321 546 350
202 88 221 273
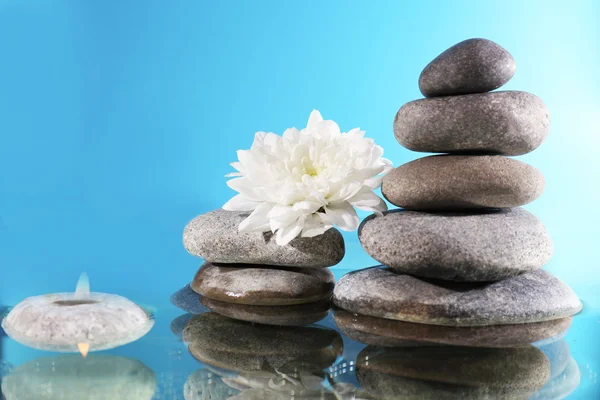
419 38 516 97
184 209 345 267
191 262 334 306
333 267 582 326
358 208 553 281
382 155 545 210
394 91 550 155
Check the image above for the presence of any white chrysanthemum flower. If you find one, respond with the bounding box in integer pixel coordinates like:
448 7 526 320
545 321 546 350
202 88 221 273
223 110 393 246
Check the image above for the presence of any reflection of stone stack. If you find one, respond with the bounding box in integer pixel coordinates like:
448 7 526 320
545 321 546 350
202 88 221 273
182 313 344 399
180 209 344 325
333 39 581 340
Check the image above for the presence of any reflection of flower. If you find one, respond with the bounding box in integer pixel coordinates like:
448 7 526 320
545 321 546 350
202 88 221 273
223 110 393 245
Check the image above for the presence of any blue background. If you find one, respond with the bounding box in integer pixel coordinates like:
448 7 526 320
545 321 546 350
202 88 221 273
0 1 599 397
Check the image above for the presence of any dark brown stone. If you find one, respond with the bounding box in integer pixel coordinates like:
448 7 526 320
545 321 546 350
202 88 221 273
191 262 334 306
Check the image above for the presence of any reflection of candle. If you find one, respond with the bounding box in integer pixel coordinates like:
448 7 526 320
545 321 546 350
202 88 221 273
2 354 156 400
1 274 154 353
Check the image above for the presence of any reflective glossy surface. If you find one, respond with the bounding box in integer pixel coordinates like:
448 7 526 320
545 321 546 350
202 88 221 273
1 269 599 399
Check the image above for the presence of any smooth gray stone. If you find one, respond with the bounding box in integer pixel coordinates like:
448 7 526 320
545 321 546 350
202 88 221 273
183 209 345 267
202 297 331 326
382 155 545 210
333 309 572 348
356 345 550 400
359 208 553 281
191 262 334 306
419 38 516 97
333 267 582 326
183 313 343 373
170 284 210 315
394 91 549 156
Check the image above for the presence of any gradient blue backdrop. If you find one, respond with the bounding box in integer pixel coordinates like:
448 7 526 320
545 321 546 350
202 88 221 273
0 0 599 395
1 0 599 304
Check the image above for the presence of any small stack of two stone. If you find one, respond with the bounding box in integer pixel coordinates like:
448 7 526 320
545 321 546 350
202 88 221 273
179 209 345 326
333 39 582 348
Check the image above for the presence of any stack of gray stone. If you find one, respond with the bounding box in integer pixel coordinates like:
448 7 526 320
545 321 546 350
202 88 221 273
333 39 582 347
180 209 345 326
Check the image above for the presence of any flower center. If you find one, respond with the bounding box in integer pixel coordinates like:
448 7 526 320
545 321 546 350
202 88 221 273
306 166 319 177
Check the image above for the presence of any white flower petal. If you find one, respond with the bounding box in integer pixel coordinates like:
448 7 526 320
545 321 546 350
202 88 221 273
269 206 301 233
226 178 262 201
364 175 383 189
348 189 385 209
325 202 359 231
251 131 267 150
238 203 274 232
292 200 322 214
225 110 391 245
306 110 323 130
275 218 304 245
223 194 259 211
301 214 332 237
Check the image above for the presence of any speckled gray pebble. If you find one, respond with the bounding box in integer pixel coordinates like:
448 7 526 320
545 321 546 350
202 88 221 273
333 309 572 348
191 262 334 306
419 38 516 97
202 297 330 326
382 155 545 210
359 208 553 281
183 209 345 267
183 313 342 372
333 267 582 326
356 345 550 400
394 91 549 156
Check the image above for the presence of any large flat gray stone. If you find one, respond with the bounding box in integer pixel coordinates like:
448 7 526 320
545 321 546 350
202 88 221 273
382 155 545 210
191 262 334 306
333 267 582 326
394 91 549 156
359 208 553 281
356 345 549 400
184 209 344 267
419 38 516 97
334 309 572 348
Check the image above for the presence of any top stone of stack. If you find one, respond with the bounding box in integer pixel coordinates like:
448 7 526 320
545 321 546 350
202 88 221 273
418 38 516 97
395 38 549 156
